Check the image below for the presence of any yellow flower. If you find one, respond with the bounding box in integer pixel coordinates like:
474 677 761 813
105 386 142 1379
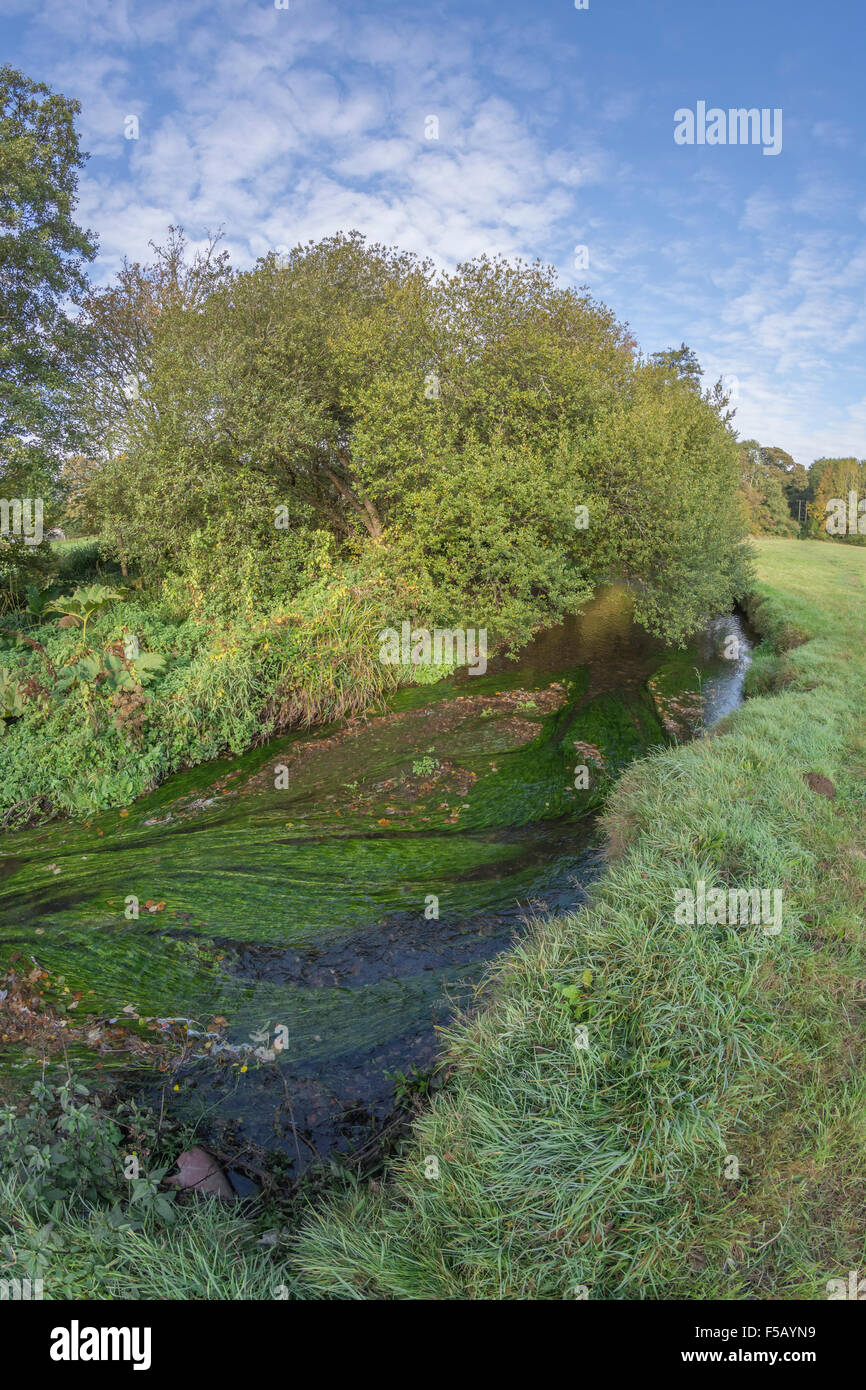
240 1064 248 1073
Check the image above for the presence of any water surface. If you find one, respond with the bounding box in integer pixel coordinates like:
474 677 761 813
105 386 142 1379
0 590 751 1173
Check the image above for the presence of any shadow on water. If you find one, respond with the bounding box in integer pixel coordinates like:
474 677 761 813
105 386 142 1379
0 589 753 1177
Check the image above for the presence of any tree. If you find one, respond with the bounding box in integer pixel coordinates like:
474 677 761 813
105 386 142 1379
80 230 750 646
809 457 866 543
0 66 96 606
735 440 806 535
648 343 703 391
130 234 636 546
781 461 810 521
0 66 95 488
72 227 232 572
75 226 230 463
648 343 737 427
573 366 750 640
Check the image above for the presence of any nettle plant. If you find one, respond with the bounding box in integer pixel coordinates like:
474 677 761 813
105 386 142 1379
53 642 165 696
0 1077 179 1228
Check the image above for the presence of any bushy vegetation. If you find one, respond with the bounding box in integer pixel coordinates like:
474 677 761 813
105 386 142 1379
736 441 866 542
805 456 866 544
0 551 416 825
0 1076 175 1223
2 209 755 823
69 228 750 640
0 1073 291 1300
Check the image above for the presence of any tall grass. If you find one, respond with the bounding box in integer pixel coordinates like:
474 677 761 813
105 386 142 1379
290 539 866 1299
0 1174 296 1300
0 563 405 825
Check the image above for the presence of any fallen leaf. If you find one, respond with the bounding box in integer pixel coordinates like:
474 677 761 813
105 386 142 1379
164 1146 234 1199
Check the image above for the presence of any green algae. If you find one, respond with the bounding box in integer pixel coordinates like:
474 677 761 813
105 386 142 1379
0 588 750 1167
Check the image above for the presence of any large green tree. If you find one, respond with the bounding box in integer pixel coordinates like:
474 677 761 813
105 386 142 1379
75 227 231 571
0 66 95 603
0 66 95 488
82 231 750 645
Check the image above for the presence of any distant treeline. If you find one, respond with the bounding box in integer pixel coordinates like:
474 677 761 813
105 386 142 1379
737 443 866 542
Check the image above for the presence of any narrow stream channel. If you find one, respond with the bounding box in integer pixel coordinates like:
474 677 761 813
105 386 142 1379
0 588 752 1178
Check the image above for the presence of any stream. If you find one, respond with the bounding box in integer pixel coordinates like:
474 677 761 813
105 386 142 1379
0 587 752 1180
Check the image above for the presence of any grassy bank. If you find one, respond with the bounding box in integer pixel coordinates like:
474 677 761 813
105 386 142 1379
2 538 863 1298
0 549 424 827
290 538 866 1298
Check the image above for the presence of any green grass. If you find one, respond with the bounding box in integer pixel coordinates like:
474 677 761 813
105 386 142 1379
0 1174 297 1299
51 537 117 585
3 538 863 1299
289 539 866 1299
0 564 406 826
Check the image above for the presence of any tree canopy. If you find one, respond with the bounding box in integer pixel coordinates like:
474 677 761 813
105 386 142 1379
78 230 750 647
0 65 95 487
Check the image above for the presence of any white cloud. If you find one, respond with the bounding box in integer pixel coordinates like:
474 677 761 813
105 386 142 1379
4 0 863 461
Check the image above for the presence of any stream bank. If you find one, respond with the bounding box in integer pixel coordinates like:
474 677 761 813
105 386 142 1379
0 586 752 1179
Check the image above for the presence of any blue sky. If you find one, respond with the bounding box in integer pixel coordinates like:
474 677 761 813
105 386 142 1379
2 0 864 463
